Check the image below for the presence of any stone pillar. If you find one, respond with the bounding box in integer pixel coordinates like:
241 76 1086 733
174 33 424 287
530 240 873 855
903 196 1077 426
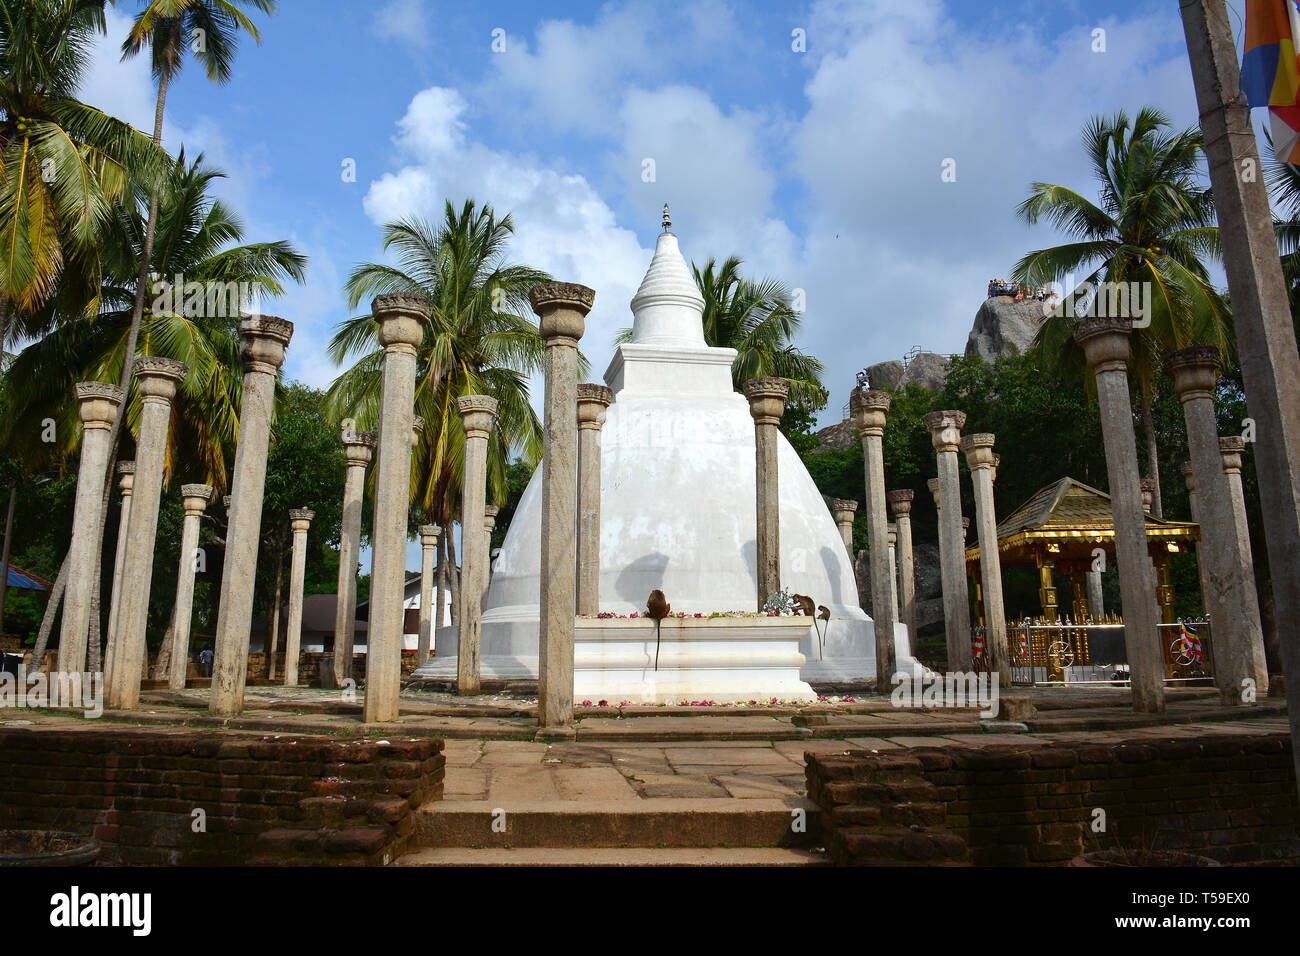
1086 570 1105 621
281 508 314 686
1180 0 1300 788
167 484 212 690
1219 436 1269 687
362 296 430 723
417 524 440 666
744 377 790 609
58 383 124 676
1167 346 1264 703
887 524 900 616
484 506 499 584
332 430 376 686
1074 318 1164 713
852 388 897 687
210 315 293 718
222 495 231 520
576 384 613 616
456 395 498 696
106 358 187 710
925 410 974 672
828 498 857 558
104 462 135 680
532 282 593 736
961 432 1010 684
1141 478 1156 512
888 490 916 649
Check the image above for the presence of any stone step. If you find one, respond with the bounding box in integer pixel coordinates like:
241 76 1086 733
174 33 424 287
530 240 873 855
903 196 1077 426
416 797 821 849
396 846 830 866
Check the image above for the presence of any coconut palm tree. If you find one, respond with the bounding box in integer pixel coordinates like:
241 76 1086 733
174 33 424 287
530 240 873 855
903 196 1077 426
613 254 826 407
1011 107 1232 517
14 151 304 665
324 200 552 621
0 0 165 356
1260 129 1300 344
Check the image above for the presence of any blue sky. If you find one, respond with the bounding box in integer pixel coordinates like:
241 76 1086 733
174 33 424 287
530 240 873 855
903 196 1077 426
80 0 1254 567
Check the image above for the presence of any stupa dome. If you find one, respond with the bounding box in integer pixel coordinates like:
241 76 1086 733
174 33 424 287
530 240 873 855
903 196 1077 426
417 216 913 687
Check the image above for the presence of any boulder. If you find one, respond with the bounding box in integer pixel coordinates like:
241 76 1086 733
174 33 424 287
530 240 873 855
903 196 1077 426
866 360 904 390
899 351 950 391
814 418 858 450
966 296 1047 363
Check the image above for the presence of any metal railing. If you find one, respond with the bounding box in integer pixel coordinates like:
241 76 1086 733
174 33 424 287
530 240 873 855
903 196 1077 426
971 617 1213 686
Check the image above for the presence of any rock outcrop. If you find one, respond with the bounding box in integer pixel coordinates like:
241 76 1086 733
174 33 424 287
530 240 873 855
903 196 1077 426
865 360 904 390
966 295 1047 363
899 352 950 391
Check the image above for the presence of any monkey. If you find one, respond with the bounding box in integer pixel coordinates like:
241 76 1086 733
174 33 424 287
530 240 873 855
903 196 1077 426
647 589 670 670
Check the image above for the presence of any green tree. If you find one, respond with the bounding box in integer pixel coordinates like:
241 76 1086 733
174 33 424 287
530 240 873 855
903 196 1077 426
325 200 552 622
0 0 163 353
1012 107 1232 517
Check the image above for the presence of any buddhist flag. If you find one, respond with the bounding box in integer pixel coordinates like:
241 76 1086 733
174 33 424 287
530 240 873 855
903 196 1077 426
1242 1 1300 162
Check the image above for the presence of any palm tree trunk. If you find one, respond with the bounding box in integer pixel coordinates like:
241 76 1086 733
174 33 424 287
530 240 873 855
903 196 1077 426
1140 386 1164 518
29 562 68 668
42 71 173 671
268 542 284 680
446 527 460 626
154 615 176 680
0 483 16 638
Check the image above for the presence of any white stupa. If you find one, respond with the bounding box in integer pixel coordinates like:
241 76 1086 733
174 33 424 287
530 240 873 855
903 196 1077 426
416 211 913 688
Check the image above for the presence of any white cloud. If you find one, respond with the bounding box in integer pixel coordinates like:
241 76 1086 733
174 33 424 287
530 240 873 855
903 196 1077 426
373 0 432 49
364 87 650 380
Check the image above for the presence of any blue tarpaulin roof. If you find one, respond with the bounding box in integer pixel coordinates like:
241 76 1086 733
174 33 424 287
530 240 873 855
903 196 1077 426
6 566 49 591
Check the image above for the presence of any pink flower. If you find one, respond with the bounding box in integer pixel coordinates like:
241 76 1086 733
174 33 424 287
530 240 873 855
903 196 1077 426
598 700 609 707
581 700 593 706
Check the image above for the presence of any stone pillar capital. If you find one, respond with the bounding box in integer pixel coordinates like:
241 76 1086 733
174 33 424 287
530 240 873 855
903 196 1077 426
828 497 858 525
132 357 188 404
1140 478 1156 511
530 282 595 346
456 394 499 438
484 505 499 533
577 383 614 430
74 382 125 430
961 516 970 539
289 508 315 532
888 489 914 516
341 428 378 466
850 388 892 436
1165 345 1222 402
927 477 941 507
959 432 997 470
238 315 293 374
1219 435 1246 474
742 377 790 426
412 415 425 449
419 524 441 547
924 409 967 452
1073 317 1133 374
222 494 233 514
372 294 431 355
117 461 135 496
1180 461 1196 492
991 453 1001 482
887 523 897 547
181 484 213 515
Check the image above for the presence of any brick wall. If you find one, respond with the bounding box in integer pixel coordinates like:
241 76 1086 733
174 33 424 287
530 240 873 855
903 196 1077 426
806 734 1299 866
0 729 444 865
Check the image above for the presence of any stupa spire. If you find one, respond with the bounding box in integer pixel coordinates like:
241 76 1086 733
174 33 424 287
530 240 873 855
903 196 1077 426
629 207 706 347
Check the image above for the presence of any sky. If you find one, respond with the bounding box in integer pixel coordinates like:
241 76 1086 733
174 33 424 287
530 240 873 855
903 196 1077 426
78 0 1254 567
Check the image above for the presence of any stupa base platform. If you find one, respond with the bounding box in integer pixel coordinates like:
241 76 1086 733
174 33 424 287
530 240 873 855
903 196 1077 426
413 617 921 692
